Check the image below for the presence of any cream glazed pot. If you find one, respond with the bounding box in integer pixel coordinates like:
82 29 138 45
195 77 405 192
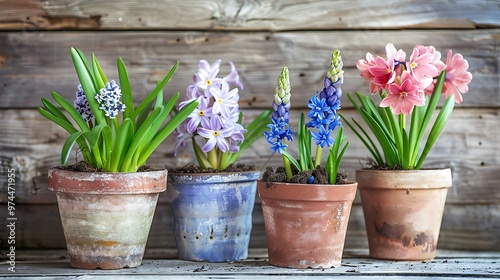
48 168 167 269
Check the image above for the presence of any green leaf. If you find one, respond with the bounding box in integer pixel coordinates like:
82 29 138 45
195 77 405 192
121 107 163 171
227 111 271 166
88 124 112 166
415 94 455 169
136 100 155 130
110 118 134 172
340 111 383 165
281 150 300 171
71 48 106 125
74 48 98 90
414 70 447 156
51 91 90 133
61 131 88 166
137 99 199 166
401 128 410 170
91 53 106 89
117 58 134 119
192 139 211 169
41 98 71 124
38 107 93 164
408 101 425 165
129 61 179 121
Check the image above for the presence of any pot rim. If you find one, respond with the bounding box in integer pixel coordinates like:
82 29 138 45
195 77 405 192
356 168 452 190
48 167 168 194
168 170 261 183
356 167 451 174
257 180 358 202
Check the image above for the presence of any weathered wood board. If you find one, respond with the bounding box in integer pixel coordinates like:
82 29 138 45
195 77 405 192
0 109 498 204
0 0 499 254
1 0 499 31
1 202 499 251
0 250 499 279
1 30 498 108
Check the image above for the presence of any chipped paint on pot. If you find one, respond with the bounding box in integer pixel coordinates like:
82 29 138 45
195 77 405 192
167 171 260 262
47 168 167 269
356 168 452 261
258 181 358 269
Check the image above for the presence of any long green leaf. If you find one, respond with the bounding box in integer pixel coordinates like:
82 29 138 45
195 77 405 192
91 53 106 89
414 70 447 155
192 139 211 169
38 107 93 164
415 94 455 169
129 61 179 120
74 48 98 90
281 150 300 171
122 107 163 171
227 114 270 165
61 131 88 166
88 124 112 166
138 99 199 166
117 58 134 119
70 48 106 125
41 98 71 124
110 118 134 172
51 91 90 133
408 101 425 165
340 113 383 165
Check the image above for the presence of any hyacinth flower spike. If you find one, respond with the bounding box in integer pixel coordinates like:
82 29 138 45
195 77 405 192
264 50 349 184
264 66 295 179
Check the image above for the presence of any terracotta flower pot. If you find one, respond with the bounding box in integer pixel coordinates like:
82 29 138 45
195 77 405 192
47 168 167 269
258 181 358 268
356 168 452 261
167 171 260 262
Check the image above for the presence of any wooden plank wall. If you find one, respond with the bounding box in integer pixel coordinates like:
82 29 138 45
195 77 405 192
0 0 499 251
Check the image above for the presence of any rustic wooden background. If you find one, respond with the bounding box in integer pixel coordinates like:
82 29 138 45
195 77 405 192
1 0 499 252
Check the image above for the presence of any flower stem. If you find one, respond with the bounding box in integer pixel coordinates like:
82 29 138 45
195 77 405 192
314 145 323 167
282 155 293 180
207 149 218 169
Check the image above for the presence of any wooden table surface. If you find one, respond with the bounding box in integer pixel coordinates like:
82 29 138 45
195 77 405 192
1 249 499 279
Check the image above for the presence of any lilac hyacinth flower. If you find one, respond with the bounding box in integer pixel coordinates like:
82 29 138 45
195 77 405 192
95 80 125 119
186 96 213 134
197 117 233 153
223 61 244 90
210 80 239 115
192 59 223 95
73 84 93 122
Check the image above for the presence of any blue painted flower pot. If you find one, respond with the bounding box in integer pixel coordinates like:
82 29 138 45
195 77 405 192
167 171 259 262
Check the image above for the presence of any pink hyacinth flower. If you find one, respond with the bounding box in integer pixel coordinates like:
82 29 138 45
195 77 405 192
408 47 439 82
385 43 406 62
368 56 397 91
415 45 445 73
380 71 425 115
441 50 473 104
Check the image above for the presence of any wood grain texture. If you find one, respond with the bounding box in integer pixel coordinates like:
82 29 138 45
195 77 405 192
2 250 500 278
1 0 499 31
0 108 498 204
0 30 498 109
1 203 499 251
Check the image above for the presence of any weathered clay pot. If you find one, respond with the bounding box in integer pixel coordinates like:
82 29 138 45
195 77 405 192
356 168 452 261
167 171 259 262
47 168 167 269
258 181 358 268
